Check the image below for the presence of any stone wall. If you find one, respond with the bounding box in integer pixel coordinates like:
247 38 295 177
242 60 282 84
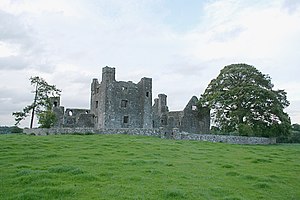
170 130 276 145
24 128 276 145
152 95 210 134
90 67 152 129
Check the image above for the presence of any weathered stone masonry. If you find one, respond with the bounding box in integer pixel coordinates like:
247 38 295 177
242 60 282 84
91 67 152 129
51 66 210 134
23 128 276 145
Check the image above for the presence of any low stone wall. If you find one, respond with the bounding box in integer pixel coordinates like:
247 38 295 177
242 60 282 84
23 128 276 145
23 127 162 137
172 131 276 145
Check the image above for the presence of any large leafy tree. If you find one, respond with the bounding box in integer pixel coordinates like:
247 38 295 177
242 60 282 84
13 76 61 128
198 64 291 137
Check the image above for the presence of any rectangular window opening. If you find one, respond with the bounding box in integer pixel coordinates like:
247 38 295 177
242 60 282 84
123 116 129 123
146 92 149 97
96 101 99 108
121 100 128 108
192 105 197 111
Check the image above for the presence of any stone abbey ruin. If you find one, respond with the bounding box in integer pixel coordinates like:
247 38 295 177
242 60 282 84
50 66 210 134
27 66 276 144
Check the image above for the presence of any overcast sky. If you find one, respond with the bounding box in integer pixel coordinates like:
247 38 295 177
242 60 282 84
0 0 299 127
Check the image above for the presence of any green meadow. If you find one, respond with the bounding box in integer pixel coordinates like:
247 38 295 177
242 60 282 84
0 134 299 200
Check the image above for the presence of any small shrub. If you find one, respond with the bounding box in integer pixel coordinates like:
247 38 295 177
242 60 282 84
238 124 254 136
38 110 57 128
10 126 23 133
277 130 300 143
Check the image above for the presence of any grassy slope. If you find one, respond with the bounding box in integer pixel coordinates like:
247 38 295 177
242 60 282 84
0 134 299 200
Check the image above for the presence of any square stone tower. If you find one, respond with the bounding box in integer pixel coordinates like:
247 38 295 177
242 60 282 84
90 66 152 129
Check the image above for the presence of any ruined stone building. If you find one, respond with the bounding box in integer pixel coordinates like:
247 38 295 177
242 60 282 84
152 94 210 134
51 66 210 134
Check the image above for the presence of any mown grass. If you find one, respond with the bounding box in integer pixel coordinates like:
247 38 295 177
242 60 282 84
0 134 299 200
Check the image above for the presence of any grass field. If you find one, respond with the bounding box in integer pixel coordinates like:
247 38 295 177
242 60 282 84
0 134 299 200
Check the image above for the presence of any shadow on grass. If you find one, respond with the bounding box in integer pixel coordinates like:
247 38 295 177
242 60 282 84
164 188 186 199
48 165 84 175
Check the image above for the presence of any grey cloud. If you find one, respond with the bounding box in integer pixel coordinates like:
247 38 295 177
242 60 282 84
0 55 29 70
0 10 34 48
0 10 55 73
0 86 33 118
0 87 32 105
0 55 55 73
0 99 17 115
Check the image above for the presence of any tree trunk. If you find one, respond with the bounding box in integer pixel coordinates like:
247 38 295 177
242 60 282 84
30 83 38 128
